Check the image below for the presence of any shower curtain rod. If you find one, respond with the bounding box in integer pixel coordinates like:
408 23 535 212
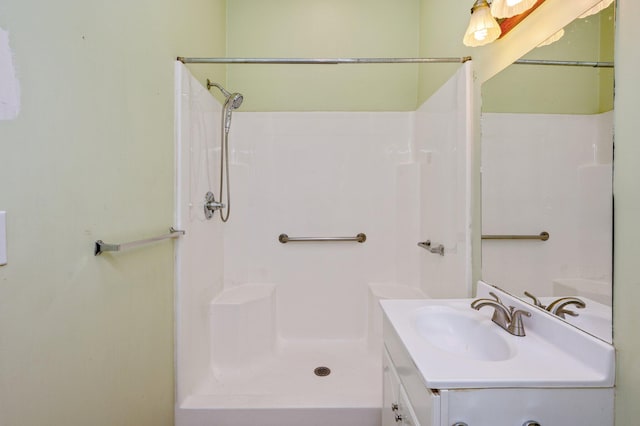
177 57 613 68
514 59 614 68
177 56 472 64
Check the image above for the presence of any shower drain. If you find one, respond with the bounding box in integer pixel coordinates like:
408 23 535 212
314 366 331 377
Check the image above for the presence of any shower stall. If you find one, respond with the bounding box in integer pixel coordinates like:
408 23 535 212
173 61 473 426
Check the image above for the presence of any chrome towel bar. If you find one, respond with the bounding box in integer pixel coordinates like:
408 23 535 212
94 227 185 256
482 231 550 241
278 233 366 244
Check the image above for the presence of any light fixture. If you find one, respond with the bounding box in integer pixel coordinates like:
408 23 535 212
537 28 564 47
490 0 538 19
463 0 502 47
579 0 614 19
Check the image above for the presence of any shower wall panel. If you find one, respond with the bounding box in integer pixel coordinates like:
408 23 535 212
175 63 225 402
225 112 413 340
413 63 473 298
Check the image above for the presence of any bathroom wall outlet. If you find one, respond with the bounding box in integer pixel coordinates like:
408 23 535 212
0 211 6 265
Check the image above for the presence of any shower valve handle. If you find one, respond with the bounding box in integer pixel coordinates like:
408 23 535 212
204 191 225 220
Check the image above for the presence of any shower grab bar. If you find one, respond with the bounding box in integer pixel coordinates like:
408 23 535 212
278 233 367 244
482 231 550 241
417 240 445 256
94 227 185 256
178 57 472 65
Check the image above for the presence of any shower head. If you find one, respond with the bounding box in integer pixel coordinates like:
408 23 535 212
207 79 243 109
226 92 244 110
207 79 244 134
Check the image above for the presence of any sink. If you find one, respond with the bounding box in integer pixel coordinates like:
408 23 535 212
381 285 615 389
411 305 515 361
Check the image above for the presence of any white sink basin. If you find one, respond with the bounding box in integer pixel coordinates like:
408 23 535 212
411 305 515 361
381 284 615 389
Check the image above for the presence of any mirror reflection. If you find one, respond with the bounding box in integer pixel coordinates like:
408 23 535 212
480 3 615 343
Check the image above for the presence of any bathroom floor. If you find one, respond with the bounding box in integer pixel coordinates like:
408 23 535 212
182 339 381 409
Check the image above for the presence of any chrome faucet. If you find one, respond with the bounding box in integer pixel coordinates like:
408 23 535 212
546 297 586 319
524 291 586 319
471 292 531 336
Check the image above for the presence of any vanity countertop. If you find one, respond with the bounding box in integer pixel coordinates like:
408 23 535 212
381 282 615 389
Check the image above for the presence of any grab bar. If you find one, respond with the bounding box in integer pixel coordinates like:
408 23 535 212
482 231 549 241
94 227 185 256
278 233 367 244
417 240 445 256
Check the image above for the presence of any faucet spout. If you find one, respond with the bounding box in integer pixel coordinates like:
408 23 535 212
546 297 586 319
471 292 530 336
471 299 512 328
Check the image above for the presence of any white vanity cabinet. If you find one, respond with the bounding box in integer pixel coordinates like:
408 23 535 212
383 349 432 426
384 336 614 426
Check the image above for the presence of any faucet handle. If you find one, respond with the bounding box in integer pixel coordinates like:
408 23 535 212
523 291 545 308
508 308 532 337
488 291 503 304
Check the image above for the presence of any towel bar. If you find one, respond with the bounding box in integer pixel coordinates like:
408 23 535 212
94 227 185 256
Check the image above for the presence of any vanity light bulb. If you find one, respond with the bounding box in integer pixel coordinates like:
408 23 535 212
463 0 502 47
475 29 488 41
490 0 538 19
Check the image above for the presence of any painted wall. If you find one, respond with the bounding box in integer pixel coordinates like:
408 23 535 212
417 1 473 106
613 0 640 421
225 0 420 111
0 1 225 425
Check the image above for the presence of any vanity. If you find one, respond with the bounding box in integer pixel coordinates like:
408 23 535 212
381 282 614 426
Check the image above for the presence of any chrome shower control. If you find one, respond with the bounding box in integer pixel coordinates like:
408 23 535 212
204 191 225 220
523 422 541 426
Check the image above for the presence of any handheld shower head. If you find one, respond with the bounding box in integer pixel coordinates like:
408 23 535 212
227 92 244 110
206 79 244 133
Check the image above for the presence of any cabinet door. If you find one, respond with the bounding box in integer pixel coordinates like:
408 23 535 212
383 349 401 426
398 385 421 426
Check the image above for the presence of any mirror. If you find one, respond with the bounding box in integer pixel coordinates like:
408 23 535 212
480 3 615 343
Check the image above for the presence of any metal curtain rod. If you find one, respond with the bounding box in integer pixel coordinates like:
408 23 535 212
177 56 472 65
94 227 185 256
514 59 614 68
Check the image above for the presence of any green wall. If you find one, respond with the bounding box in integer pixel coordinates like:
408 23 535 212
417 0 474 106
0 1 225 425
482 4 614 114
225 0 421 111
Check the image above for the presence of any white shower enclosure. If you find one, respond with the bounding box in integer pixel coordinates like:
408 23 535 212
173 62 473 426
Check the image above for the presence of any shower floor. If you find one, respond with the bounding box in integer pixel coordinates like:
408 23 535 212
182 339 381 409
